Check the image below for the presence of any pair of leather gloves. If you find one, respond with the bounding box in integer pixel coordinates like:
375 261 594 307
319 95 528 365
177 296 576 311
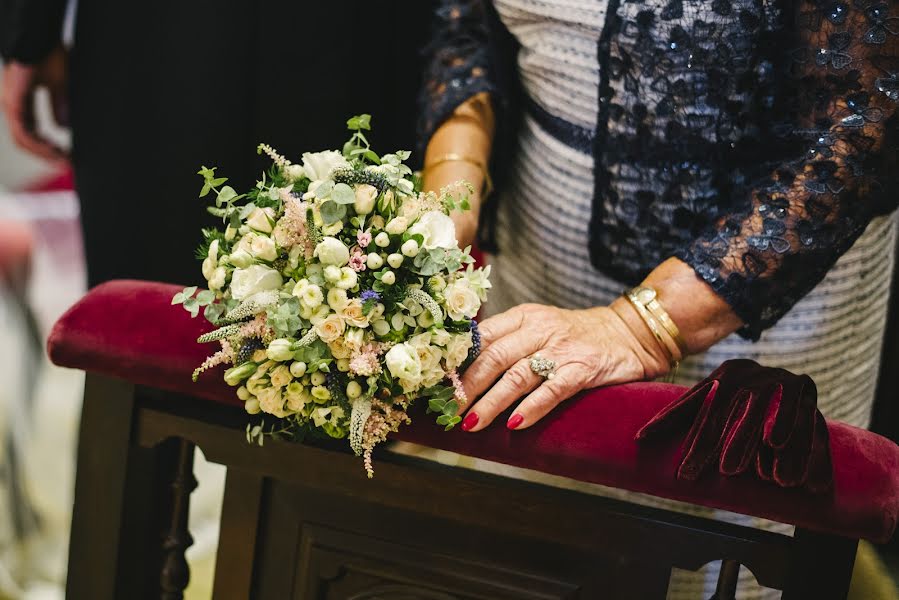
636 360 833 493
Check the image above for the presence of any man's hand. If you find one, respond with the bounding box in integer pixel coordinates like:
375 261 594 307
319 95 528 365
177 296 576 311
1 46 69 163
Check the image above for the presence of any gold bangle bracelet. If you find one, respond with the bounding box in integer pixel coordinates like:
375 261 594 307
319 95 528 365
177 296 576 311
624 290 677 370
634 287 689 358
423 153 494 197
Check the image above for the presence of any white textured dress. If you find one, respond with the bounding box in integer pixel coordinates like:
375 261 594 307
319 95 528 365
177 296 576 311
397 1 898 598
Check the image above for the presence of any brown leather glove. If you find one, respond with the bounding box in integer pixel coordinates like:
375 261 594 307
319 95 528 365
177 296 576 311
635 359 833 493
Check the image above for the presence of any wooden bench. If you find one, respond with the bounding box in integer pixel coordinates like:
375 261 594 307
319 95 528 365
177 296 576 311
48 280 899 599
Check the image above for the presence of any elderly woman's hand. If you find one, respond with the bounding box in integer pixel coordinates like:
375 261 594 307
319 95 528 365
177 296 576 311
459 302 671 431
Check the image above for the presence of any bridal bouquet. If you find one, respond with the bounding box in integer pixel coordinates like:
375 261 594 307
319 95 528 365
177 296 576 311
172 115 490 475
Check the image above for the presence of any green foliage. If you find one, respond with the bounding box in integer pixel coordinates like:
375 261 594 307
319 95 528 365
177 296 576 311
343 114 381 165
195 228 228 261
320 200 346 224
331 182 355 205
266 296 302 337
422 385 462 430
171 286 214 318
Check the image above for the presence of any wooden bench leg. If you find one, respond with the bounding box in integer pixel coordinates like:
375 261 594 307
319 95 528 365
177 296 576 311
66 375 198 600
781 528 858 600
212 468 265 599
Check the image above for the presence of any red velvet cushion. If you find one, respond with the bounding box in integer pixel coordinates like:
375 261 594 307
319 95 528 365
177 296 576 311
48 280 899 543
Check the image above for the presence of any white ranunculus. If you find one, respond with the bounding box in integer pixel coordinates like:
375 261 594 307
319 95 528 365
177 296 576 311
327 287 349 310
247 207 276 233
385 343 422 389
443 279 481 320
408 211 457 250
385 217 409 235
354 184 378 215
230 265 283 300
301 150 349 181
249 233 278 262
314 237 350 266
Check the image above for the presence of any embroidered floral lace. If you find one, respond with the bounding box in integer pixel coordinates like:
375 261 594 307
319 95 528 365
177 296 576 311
420 0 899 339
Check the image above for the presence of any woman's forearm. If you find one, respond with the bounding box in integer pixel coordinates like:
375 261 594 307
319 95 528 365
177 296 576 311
611 257 744 365
423 93 495 246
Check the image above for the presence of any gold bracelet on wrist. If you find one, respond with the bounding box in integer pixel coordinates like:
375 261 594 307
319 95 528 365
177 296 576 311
423 153 494 197
624 286 685 382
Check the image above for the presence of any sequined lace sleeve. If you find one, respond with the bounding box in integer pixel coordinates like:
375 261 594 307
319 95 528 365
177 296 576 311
679 1 899 340
417 0 498 148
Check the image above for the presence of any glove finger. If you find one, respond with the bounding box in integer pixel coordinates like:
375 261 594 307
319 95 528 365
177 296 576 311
763 374 816 449
771 378 817 487
635 379 715 442
804 411 834 494
677 380 740 481
756 443 775 482
719 389 767 476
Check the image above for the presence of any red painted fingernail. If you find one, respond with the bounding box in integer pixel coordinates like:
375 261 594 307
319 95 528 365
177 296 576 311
507 414 524 430
461 412 479 431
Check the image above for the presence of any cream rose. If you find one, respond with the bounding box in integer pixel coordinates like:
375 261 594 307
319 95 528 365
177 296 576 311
301 150 349 181
249 233 278 262
385 217 409 235
230 265 283 300
444 332 474 370
354 184 378 215
328 337 353 359
257 386 288 417
443 279 481 320
314 237 350 266
247 207 275 233
269 364 292 389
315 314 346 343
408 211 457 250
340 299 369 328
209 266 227 291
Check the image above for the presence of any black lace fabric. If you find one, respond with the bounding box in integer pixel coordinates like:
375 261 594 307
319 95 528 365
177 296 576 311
676 1 899 338
419 0 899 341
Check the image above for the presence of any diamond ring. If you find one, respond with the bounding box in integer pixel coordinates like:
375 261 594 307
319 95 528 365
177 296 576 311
529 354 556 380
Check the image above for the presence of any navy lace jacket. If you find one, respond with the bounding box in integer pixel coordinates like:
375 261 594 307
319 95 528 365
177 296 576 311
419 0 899 340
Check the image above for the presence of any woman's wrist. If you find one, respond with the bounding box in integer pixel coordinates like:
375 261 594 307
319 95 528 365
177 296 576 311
602 301 672 380
639 257 743 355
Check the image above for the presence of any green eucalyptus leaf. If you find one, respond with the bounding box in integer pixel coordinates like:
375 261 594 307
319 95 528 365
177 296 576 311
320 200 346 224
331 183 355 205
196 290 215 305
216 186 238 207
314 180 335 199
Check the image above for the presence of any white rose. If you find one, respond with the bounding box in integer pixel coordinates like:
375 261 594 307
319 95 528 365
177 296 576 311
269 364 292 389
315 314 346 343
385 343 422 390
247 207 275 233
230 265 283 300
344 327 365 348
409 211 457 250
228 249 254 268
314 237 350 266
249 233 278 262
301 150 349 181
444 332 474 370
284 163 306 181
443 279 481 320
354 184 378 215
385 217 409 235
328 337 353 359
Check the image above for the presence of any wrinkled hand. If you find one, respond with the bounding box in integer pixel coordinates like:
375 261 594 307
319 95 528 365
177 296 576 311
635 359 833 493
1 46 69 163
460 303 669 432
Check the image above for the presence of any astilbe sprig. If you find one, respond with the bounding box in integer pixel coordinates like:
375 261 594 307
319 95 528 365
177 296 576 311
360 398 412 478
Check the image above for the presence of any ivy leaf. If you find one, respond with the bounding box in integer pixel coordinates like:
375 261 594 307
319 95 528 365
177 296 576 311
331 183 356 205
320 200 346 224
